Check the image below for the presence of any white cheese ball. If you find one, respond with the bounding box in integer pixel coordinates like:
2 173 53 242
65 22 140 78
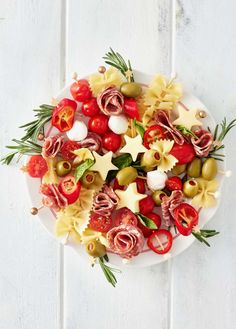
147 170 167 190
66 120 88 141
108 115 128 134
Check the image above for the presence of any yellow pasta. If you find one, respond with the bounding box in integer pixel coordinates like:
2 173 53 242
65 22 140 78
192 178 219 208
42 157 59 184
89 67 123 96
149 139 178 172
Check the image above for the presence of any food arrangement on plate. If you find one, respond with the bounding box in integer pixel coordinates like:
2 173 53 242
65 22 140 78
1 49 235 287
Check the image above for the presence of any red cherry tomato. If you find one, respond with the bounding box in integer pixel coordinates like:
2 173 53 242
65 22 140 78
114 208 138 227
170 143 195 165
60 140 80 161
27 155 48 178
51 98 77 132
102 132 122 152
138 212 161 238
89 213 112 233
81 97 100 117
59 175 81 204
135 178 146 194
113 179 125 191
147 229 173 254
143 125 165 149
139 195 155 215
165 176 183 191
88 114 109 135
123 98 140 119
173 203 199 236
70 79 92 102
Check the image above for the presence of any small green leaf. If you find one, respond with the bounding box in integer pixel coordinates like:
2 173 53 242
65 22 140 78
75 159 94 182
112 154 133 169
134 119 145 138
136 213 157 229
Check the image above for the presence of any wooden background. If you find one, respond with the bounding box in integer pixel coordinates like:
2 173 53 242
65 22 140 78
0 1 236 328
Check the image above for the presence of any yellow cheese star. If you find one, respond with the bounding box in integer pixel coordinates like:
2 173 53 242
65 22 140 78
90 151 118 181
172 104 202 130
120 134 147 161
115 182 146 213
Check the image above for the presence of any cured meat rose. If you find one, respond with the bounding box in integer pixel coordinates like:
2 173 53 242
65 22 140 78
161 190 183 227
40 183 68 212
155 110 186 145
42 135 64 158
79 132 102 152
191 129 213 157
93 186 119 216
107 224 144 259
97 86 124 116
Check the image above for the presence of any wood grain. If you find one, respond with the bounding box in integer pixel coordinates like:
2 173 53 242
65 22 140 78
0 1 63 328
171 1 236 328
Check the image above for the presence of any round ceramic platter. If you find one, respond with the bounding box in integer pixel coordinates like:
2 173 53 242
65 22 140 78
26 71 225 268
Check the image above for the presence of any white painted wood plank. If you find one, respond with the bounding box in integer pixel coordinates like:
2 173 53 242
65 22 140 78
171 1 236 328
0 1 63 328
64 1 174 328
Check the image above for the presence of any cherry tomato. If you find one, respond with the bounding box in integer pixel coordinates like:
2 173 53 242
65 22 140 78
135 177 146 194
138 212 161 238
102 132 122 152
88 114 109 135
89 213 112 233
143 125 165 149
147 229 173 254
170 143 195 165
114 207 138 227
51 98 77 132
165 176 183 191
60 140 80 161
81 97 100 117
139 195 155 215
70 79 92 102
59 175 81 204
113 179 125 191
173 203 199 236
27 155 48 178
123 98 140 119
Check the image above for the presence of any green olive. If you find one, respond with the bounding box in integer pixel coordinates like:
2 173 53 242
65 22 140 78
141 150 160 171
187 158 202 178
183 179 199 198
116 166 138 186
152 190 167 206
86 240 106 258
201 158 218 180
120 82 142 98
81 171 96 187
56 160 72 177
172 164 187 175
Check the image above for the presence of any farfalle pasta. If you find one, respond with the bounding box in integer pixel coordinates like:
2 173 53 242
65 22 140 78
2 48 235 287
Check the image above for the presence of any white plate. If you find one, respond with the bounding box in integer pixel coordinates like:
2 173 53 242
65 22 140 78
26 71 225 268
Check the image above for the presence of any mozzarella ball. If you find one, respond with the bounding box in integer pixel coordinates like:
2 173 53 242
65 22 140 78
147 170 168 190
108 115 128 134
66 120 88 141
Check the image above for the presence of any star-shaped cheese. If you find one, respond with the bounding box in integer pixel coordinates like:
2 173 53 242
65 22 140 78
90 151 118 181
120 134 147 161
172 104 202 130
115 182 146 213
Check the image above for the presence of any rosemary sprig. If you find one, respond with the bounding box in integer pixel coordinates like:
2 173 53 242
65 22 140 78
192 229 219 247
176 125 198 139
208 118 236 159
98 255 121 287
20 104 55 142
103 48 134 82
1 139 42 165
